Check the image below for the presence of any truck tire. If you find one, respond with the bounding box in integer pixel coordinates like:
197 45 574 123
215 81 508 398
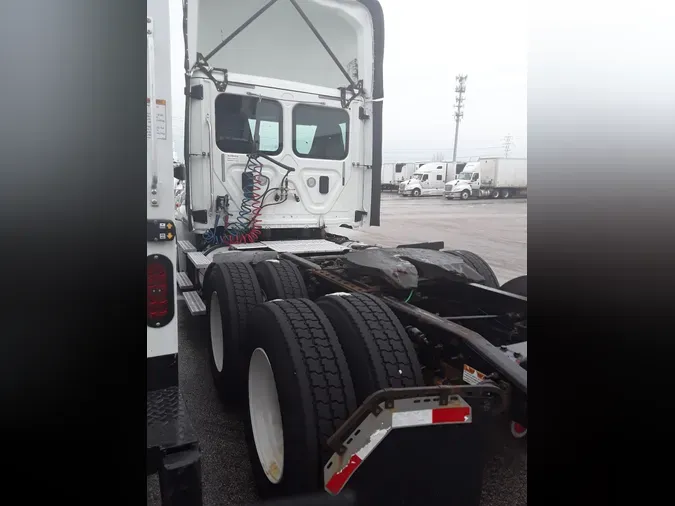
244 299 357 498
412 188 421 197
203 262 263 405
254 259 308 300
460 189 470 200
316 293 424 404
446 250 500 288
491 189 500 198
501 189 511 199
500 275 527 296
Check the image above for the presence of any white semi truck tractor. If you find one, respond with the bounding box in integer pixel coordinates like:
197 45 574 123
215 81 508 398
157 1 529 504
445 156 528 200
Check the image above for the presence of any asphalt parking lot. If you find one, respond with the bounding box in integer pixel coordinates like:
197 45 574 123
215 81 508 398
338 193 527 284
148 195 528 506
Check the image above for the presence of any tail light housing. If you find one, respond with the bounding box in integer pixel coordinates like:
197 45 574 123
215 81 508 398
147 254 175 328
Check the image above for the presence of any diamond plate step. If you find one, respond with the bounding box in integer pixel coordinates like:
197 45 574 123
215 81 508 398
178 240 197 253
147 386 198 451
186 251 211 270
176 272 194 291
183 291 206 316
261 239 350 254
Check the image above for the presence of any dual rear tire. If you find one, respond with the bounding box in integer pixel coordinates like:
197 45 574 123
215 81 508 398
204 259 424 497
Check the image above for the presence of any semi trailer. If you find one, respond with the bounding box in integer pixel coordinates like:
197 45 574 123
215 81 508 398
149 0 528 505
381 162 419 191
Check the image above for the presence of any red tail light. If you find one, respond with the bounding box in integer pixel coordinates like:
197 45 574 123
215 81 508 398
147 254 175 327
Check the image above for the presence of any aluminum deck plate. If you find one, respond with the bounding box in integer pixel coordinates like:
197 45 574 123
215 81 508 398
186 251 212 270
183 291 206 316
229 242 270 250
260 239 350 254
176 272 194 291
177 240 196 253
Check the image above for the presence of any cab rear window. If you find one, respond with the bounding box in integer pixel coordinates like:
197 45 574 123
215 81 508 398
293 104 349 160
215 94 282 155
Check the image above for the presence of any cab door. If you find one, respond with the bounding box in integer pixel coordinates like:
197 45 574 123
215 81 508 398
470 172 481 194
432 169 445 195
419 173 431 195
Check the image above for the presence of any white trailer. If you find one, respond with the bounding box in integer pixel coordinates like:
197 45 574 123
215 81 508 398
445 157 527 200
381 161 418 191
159 1 528 504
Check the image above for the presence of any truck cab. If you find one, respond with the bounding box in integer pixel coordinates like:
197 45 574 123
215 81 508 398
445 162 480 200
398 162 448 197
181 0 380 249
445 157 527 199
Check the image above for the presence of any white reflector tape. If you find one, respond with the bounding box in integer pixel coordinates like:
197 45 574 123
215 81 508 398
391 409 432 428
324 394 473 495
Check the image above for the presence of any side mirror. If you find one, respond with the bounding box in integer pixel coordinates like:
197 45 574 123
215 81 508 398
174 163 186 181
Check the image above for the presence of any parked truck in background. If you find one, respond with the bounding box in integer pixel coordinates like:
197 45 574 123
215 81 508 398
445 157 527 200
381 161 420 191
398 161 464 197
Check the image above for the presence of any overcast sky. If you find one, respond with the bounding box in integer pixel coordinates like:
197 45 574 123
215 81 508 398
169 0 527 162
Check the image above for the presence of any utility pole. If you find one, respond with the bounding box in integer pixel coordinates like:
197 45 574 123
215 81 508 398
502 133 514 158
451 75 468 164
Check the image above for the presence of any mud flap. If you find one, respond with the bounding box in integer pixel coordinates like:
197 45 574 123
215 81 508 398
323 384 504 506
158 447 203 506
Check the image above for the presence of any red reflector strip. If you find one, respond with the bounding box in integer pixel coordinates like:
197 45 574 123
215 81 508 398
432 406 472 424
147 261 169 320
325 454 362 495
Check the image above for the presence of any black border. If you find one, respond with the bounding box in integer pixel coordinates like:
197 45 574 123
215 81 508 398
1 0 146 502
4 0 670 504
